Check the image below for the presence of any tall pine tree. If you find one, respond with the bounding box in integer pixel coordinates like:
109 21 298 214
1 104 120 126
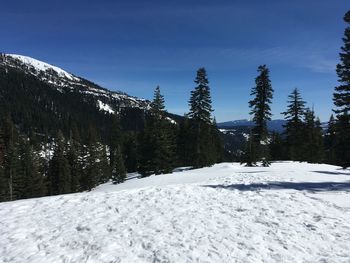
333 10 350 168
282 88 306 161
187 68 219 168
138 86 175 175
247 65 274 166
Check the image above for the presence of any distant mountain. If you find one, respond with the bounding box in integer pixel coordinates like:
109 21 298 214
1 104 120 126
0 54 150 111
0 53 168 142
218 119 287 133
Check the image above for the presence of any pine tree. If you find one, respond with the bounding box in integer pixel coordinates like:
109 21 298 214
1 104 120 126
49 131 71 195
109 115 123 177
19 138 44 198
112 146 126 184
241 128 258 166
324 115 337 164
187 68 218 168
1 115 21 200
188 68 213 123
301 108 324 163
269 131 286 161
123 132 138 172
282 88 306 160
81 125 100 190
67 127 82 192
333 10 350 115
334 113 350 168
333 10 350 168
248 65 274 166
138 86 175 175
0 126 6 201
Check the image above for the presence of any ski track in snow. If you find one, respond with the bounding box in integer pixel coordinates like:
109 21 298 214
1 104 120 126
0 162 350 262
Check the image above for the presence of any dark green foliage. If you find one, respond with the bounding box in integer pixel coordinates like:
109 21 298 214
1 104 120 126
269 132 287 161
123 132 138 172
324 115 337 164
66 124 83 192
334 113 350 168
49 131 71 195
1 115 21 201
246 65 274 166
333 10 350 168
241 128 258 166
300 109 324 163
112 146 126 184
19 138 45 198
187 68 221 168
282 88 306 160
188 68 213 123
138 86 175 176
333 11 350 115
176 116 193 166
109 116 123 171
81 125 101 191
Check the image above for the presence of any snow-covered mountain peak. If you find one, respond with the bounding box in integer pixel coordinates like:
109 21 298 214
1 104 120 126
2 53 79 82
6 54 78 81
0 53 150 111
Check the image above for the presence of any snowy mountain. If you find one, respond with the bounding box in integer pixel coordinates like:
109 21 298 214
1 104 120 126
1 162 349 262
0 53 150 112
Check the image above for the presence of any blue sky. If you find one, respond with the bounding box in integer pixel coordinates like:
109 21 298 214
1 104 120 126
1 0 349 121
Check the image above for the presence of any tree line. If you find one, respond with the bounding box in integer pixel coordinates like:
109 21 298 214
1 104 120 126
0 67 222 202
241 10 350 169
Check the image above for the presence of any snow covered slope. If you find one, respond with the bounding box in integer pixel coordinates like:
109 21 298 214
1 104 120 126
0 53 150 111
1 162 350 262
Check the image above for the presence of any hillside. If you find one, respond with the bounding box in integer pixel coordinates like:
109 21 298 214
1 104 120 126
0 53 152 140
1 162 349 262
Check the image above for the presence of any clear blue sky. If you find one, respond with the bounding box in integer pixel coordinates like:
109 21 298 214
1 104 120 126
1 0 349 122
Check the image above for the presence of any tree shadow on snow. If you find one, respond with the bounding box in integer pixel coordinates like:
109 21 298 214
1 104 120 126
313 171 350 176
203 181 350 192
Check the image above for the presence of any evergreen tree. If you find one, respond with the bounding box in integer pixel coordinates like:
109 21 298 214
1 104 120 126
49 131 71 195
19 138 44 198
109 116 123 177
301 108 324 163
324 115 337 164
112 146 126 184
0 126 6 201
67 127 83 192
333 10 350 168
334 113 350 168
188 68 213 123
269 131 286 161
123 132 138 172
241 128 258 166
187 68 218 168
138 86 175 175
81 125 100 190
282 88 306 160
176 115 193 166
333 10 350 115
1 115 21 200
248 65 274 166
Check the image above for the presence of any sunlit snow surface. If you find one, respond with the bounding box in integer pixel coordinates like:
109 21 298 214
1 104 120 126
1 162 350 262
7 54 78 81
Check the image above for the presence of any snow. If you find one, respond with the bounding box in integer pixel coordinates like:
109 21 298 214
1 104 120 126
1 162 350 262
97 100 115 114
7 54 79 81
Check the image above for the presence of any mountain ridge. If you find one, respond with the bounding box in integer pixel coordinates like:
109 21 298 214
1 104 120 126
0 53 150 113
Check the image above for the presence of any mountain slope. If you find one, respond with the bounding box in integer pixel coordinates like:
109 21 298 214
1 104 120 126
0 53 150 112
0 162 349 262
0 53 156 141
